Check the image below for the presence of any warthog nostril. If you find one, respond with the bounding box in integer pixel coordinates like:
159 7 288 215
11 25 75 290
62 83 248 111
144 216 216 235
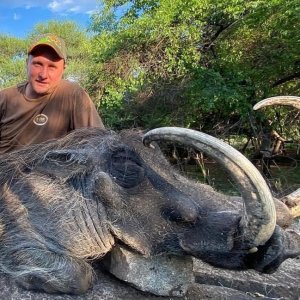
178 204 198 223
161 201 198 223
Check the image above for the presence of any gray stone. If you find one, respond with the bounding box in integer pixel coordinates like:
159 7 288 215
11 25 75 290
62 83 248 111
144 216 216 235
1 256 299 299
0 272 280 300
1 244 299 299
0 269 165 300
102 245 195 297
186 283 269 300
193 257 300 299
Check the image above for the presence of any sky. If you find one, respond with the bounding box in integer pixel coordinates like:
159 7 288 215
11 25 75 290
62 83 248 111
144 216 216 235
0 0 102 38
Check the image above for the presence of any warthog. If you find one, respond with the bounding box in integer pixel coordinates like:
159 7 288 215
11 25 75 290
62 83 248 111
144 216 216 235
0 98 299 295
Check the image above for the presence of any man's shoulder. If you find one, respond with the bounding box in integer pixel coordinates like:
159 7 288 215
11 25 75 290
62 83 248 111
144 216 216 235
59 79 82 91
56 80 89 101
0 83 25 97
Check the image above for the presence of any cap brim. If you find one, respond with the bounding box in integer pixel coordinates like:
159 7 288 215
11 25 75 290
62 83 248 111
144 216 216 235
28 44 65 60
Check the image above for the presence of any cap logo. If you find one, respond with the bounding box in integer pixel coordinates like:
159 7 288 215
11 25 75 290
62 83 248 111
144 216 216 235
36 34 63 49
33 114 48 126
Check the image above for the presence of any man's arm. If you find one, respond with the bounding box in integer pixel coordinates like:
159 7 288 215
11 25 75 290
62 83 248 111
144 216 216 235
73 87 105 129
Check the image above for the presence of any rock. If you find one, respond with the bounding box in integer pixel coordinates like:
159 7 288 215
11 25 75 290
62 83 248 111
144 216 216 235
0 270 274 300
0 271 281 300
101 245 195 296
1 245 299 299
186 283 269 300
193 257 300 300
0 268 165 300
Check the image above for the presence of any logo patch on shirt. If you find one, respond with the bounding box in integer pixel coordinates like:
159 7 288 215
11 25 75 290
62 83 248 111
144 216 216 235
33 114 48 126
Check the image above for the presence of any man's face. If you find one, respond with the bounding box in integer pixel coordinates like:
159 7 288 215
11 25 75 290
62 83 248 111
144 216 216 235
26 46 65 98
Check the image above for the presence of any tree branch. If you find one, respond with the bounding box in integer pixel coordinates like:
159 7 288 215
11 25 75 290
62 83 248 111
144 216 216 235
272 72 300 88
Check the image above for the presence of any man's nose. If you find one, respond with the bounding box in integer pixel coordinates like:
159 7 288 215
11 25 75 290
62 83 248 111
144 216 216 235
38 67 48 79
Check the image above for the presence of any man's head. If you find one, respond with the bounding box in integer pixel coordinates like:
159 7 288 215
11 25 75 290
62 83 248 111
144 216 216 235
26 34 67 99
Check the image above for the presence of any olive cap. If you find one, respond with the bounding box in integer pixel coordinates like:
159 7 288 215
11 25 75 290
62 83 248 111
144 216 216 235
28 33 67 61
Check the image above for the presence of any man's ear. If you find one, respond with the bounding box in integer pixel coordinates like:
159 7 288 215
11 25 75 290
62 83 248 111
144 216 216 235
33 149 91 179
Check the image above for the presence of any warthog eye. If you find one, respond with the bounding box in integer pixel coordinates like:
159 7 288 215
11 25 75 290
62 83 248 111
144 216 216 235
109 149 145 188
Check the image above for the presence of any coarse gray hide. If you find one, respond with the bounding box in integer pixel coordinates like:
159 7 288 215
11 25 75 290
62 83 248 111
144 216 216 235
0 127 299 295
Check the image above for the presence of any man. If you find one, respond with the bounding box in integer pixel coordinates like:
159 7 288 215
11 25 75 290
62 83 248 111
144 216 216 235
0 33 104 154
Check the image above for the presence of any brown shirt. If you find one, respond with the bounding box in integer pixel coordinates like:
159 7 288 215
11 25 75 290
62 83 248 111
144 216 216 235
0 80 104 153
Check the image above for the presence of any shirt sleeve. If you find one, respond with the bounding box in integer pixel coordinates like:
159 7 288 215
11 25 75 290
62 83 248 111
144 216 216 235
73 87 105 129
0 90 7 124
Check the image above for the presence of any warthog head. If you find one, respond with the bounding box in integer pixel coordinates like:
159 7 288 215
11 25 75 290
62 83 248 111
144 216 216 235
0 97 299 294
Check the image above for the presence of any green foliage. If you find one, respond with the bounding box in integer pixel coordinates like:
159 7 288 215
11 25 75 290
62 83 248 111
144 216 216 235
1 1 299 135
216 0 300 98
88 0 300 131
0 35 27 88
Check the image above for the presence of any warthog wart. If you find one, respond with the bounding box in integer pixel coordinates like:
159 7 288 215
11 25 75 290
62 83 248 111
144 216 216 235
0 98 299 295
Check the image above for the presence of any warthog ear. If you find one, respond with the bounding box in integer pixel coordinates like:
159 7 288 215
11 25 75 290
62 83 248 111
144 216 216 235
34 149 91 178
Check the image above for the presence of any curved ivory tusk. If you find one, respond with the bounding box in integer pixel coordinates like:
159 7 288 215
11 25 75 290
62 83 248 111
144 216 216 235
143 127 276 248
253 96 300 110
